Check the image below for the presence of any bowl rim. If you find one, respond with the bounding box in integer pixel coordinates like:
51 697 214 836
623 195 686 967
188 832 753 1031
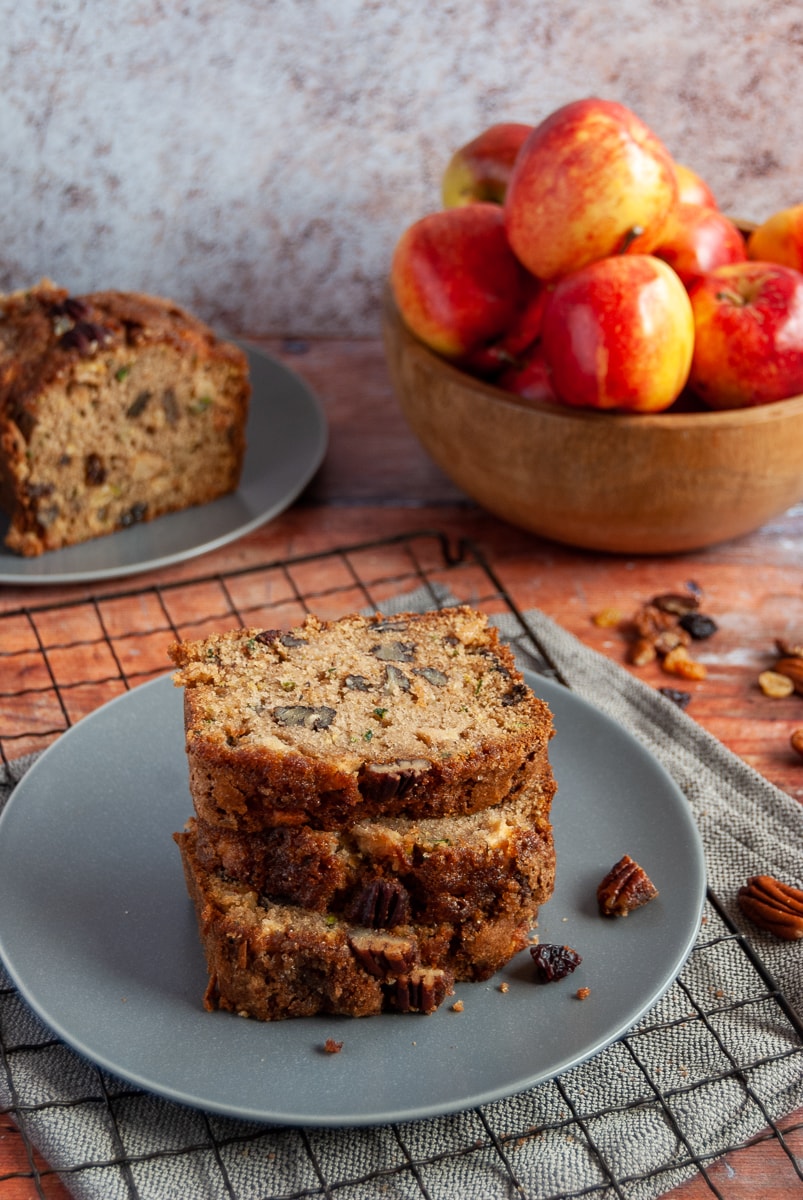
382 276 803 430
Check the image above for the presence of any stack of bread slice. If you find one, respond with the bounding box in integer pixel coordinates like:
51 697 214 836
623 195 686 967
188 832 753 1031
170 606 558 1021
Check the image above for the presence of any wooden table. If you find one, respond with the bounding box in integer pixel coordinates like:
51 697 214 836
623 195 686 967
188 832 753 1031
2 337 802 1198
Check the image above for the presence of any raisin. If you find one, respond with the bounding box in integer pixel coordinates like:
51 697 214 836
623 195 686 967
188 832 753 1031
502 683 529 706
119 502 148 527
126 390 152 418
84 453 106 485
161 387 179 424
530 944 582 982
678 612 718 640
658 687 692 709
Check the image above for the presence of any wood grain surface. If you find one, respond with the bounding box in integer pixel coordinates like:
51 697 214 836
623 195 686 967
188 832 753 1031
2 337 802 1200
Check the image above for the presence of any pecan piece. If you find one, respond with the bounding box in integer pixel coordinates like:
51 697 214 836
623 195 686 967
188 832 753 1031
413 666 448 687
345 878 411 928
530 943 582 982
371 640 416 662
774 657 803 695
384 664 411 692
737 875 803 940
651 591 700 617
358 758 431 802
348 931 417 979
597 854 658 917
344 674 370 691
385 967 452 1014
272 704 335 731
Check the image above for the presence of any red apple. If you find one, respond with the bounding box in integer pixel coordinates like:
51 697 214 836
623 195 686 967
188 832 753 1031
390 203 531 359
504 98 678 280
674 162 719 209
441 122 533 207
652 203 747 286
687 261 803 408
540 254 695 412
747 204 803 272
462 276 547 376
496 342 558 405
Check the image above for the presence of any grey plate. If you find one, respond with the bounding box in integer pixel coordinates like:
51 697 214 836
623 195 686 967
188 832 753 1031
0 669 705 1127
0 344 327 585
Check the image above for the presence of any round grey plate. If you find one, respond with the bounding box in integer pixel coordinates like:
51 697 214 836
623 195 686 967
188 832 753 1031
0 670 705 1126
0 344 327 585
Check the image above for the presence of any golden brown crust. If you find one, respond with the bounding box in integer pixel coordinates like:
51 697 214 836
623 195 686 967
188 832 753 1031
0 280 250 555
171 607 556 828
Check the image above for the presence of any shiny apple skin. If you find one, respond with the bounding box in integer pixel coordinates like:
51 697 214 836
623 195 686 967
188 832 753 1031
496 342 558 404
390 203 530 359
504 98 679 281
687 260 803 409
747 204 803 272
442 122 533 207
674 162 719 209
540 254 695 412
653 203 747 286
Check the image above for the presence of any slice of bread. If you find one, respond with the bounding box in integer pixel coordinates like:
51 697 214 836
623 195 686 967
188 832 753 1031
188 779 556 930
0 280 250 555
176 823 455 1020
170 607 555 829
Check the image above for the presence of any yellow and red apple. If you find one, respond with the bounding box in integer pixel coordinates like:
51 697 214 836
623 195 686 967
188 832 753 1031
673 162 719 209
504 98 679 280
687 260 803 408
441 122 533 207
652 203 747 286
539 254 695 411
747 204 803 272
390 203 531 359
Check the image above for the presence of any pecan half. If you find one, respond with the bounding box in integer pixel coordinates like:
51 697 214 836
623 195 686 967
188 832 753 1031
358 758 431 802
345 878 411 928
597 855 658 917
385 967 452 1014
737 875 803 940
348 931 417 979
774 657 803 695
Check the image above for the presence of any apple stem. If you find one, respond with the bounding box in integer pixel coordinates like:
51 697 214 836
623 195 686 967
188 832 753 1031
618 226 645 254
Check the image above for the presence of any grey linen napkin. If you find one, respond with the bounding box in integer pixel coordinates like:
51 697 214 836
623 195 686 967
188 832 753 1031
2 597 803 1200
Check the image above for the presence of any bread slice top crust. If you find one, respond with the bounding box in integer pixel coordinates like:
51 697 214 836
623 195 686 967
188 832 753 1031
170 606 555 820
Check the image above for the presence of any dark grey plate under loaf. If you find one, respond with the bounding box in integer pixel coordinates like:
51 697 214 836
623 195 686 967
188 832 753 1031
0 668 705 1126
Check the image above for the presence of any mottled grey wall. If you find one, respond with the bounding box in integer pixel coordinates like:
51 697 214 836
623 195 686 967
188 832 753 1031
2 1 801 336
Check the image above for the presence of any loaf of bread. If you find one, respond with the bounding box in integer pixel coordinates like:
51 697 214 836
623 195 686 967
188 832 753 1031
172 606 558 1019
0 280 250 556
176 822 455 1019
169 606 555 830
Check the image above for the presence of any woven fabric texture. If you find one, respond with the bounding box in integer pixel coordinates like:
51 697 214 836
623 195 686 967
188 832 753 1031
1 598 802 1200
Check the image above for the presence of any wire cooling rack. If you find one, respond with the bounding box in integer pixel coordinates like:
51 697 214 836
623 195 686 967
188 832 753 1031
2 530 803 1200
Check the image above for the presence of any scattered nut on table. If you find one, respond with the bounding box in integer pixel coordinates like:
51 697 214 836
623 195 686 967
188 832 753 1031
737 875 803 940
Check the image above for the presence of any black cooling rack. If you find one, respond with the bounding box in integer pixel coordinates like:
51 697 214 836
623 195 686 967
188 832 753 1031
1 530 803 1200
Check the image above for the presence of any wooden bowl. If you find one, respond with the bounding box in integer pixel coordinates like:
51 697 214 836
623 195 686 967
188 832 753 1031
382 287 803 555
